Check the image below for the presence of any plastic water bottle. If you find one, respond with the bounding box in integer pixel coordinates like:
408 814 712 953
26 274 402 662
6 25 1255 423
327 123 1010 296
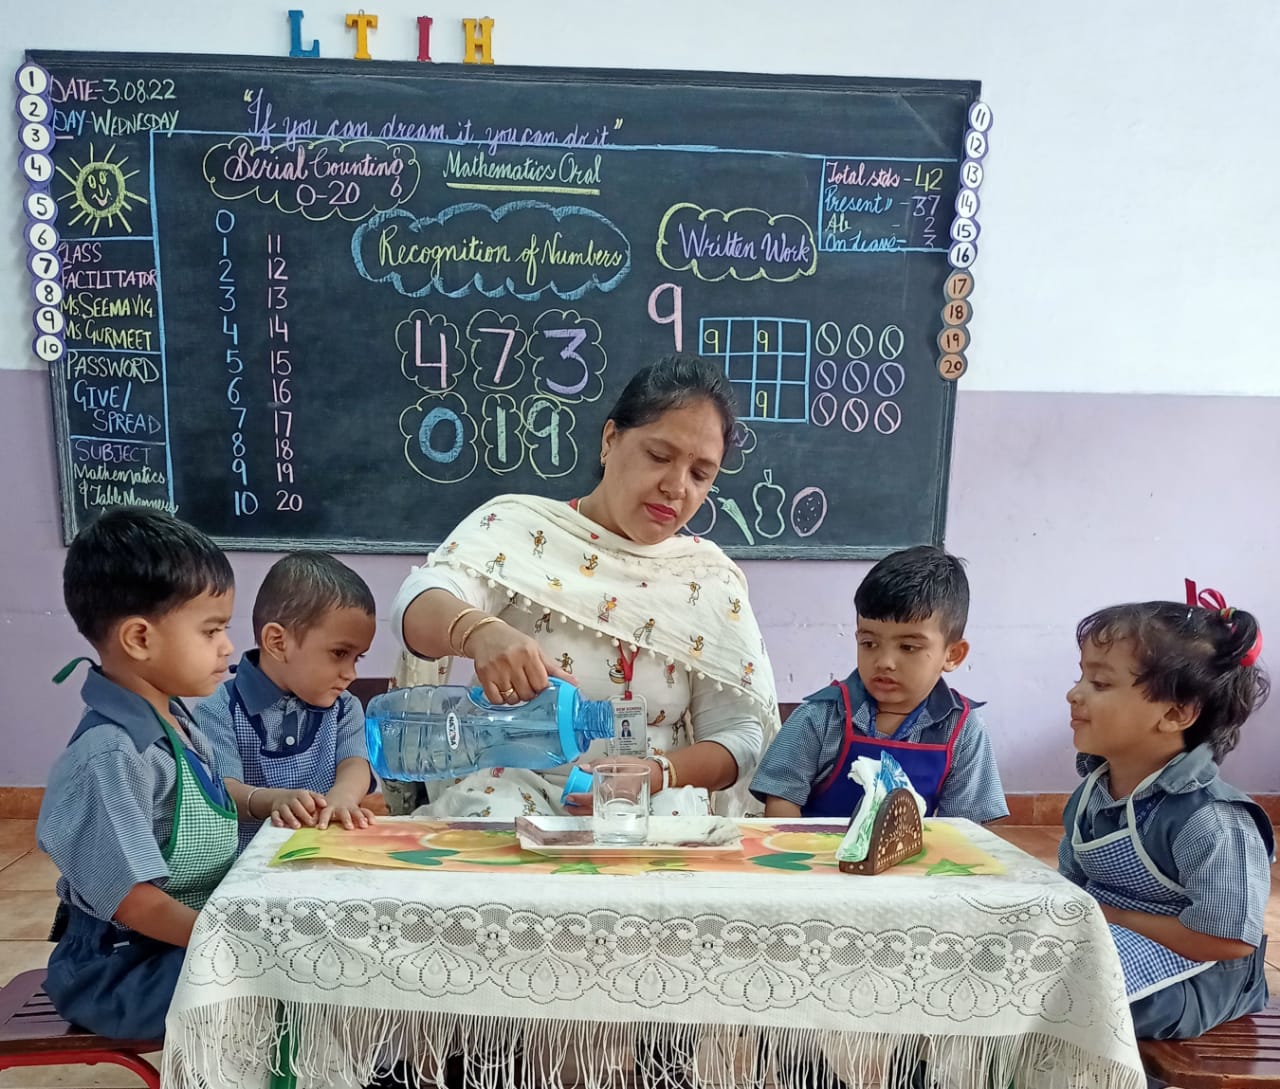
366 678 615 781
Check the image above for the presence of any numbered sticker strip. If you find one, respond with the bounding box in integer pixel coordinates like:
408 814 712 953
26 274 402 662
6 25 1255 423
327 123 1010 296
16 60 64 364
939 100 990 381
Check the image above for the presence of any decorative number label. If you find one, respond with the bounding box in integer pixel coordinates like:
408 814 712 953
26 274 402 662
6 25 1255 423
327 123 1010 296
25 190 56 221
945 270 976 300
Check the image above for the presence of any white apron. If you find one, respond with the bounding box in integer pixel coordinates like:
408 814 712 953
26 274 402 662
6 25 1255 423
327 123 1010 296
1070 763 1215 1002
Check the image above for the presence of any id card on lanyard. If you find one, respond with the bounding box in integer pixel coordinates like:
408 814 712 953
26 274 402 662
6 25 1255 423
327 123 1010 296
611 642 647 757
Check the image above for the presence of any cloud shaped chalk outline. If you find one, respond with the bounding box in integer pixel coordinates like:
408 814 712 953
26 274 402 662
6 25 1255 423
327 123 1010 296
352 201 631 301
656 204 817 284
202 137 421 223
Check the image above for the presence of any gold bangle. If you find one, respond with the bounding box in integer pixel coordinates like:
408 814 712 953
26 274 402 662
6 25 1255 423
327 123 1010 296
667 758 679 789
245 787 262 820
445 607 481 653
459 615 503 656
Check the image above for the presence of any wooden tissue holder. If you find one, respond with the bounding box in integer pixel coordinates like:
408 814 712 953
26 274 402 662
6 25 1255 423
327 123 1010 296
838 787 924 875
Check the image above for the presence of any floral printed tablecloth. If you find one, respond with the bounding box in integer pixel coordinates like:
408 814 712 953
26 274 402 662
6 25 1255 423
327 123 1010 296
268 817 1006 877
164 818 1143 1089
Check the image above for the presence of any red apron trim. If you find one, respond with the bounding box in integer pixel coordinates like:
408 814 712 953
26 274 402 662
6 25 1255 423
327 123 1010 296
814 683 970 797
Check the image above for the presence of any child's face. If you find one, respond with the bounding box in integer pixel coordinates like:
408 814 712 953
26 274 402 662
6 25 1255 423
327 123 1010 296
145 590 235 698
855 613 967 716
269 607 376 708
1066 637 1185 759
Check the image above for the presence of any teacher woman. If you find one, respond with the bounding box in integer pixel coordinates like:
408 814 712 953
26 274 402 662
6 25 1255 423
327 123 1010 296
389 355 779 817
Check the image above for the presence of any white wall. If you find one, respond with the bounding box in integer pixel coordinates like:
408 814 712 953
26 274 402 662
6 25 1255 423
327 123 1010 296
3 0 1279 395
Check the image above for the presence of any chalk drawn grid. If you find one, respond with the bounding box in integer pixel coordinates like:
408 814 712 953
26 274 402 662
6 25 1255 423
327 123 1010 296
699 316 810 424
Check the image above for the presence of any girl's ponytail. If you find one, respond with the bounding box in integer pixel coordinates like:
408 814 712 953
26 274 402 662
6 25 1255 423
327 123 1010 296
1196 607 1269 760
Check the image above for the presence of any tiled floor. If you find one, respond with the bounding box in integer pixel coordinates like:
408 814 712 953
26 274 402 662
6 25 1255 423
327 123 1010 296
0 822 1275 1087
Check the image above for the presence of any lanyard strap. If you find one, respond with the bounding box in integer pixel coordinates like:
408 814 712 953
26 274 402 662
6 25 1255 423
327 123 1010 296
616 641 639 701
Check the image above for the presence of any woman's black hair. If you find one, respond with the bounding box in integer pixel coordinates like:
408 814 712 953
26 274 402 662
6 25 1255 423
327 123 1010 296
1076 601 1268 762
606 355 738 459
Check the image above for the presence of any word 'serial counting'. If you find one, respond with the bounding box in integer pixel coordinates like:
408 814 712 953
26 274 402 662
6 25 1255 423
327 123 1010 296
936 101 990 382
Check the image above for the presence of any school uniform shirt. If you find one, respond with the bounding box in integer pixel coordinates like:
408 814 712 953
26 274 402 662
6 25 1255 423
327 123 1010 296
749 670 1009 822
37 668 229 932
1058 747 1270 953
196 650 367 787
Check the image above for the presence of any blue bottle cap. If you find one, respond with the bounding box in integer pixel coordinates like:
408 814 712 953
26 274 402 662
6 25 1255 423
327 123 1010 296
561 765 594 805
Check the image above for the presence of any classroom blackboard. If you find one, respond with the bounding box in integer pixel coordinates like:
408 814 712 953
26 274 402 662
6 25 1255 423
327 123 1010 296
26 50 978 557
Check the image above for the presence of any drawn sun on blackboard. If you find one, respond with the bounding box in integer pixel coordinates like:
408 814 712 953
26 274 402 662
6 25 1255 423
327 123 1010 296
56 143 148 235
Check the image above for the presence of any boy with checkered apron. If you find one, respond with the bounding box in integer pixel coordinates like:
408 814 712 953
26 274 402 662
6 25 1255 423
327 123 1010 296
1060 598 1272 1039
197 551 378 851
38 509 238 1039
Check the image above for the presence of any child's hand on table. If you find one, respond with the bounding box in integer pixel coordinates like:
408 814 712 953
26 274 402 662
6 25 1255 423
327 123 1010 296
316 802 377 830
270 789 327 828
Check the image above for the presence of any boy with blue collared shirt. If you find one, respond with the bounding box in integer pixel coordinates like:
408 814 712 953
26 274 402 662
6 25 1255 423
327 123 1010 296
750 545 1008 823
38 508 238 1040
196 551 378 849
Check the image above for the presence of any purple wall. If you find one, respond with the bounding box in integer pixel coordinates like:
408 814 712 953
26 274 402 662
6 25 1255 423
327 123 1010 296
4 367 1277 791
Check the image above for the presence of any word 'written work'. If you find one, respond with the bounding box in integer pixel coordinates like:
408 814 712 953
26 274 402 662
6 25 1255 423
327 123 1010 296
287 10 496 64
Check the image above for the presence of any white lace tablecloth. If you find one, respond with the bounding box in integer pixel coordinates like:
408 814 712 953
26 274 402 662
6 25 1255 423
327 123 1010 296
163 819 1143 1089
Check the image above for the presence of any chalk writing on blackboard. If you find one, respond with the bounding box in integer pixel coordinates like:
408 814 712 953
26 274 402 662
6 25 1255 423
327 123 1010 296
30 52 978 557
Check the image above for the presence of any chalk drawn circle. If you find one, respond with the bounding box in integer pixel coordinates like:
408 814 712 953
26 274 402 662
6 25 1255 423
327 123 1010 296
814 321 841 358
790 487 828 538
841 398 869 433
33 334 63 363
25 190 57 222
16 64 50 96
418 407 465 464
873 362 905 398
17 94 50 124
682 495 717 537
841 360 869 394
945 270 976 300
874 401 903 435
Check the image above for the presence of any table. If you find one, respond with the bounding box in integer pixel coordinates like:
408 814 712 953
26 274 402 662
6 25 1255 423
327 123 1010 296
162 819 1144 1089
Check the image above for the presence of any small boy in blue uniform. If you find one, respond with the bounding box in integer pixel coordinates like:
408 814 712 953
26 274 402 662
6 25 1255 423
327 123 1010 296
751 545 1007 822
1060 599 1272 1039
197 551 378 849
38 508 238 1039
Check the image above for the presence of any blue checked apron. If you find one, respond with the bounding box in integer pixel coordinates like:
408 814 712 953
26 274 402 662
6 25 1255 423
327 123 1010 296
1070 763 1214 1001
157 713 239 908
802 680 969 819
229 686 339 849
